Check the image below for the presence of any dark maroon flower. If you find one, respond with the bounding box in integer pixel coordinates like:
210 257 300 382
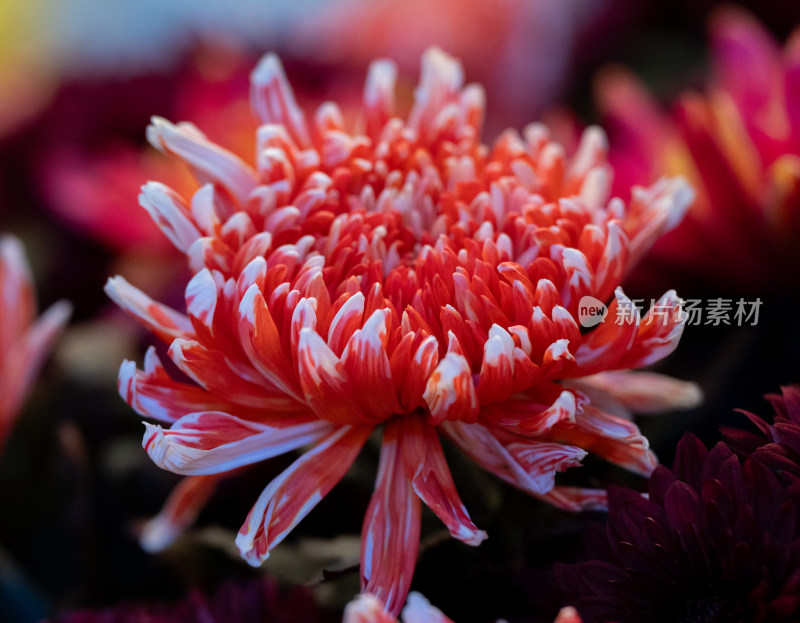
723 385 800 487
51 576 333 623
556 433 800 623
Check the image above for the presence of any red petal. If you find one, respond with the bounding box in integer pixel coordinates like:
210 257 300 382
237 425 370 565
399 415 486 546
143 411 330 475
361 419 422 616
139 474 222 553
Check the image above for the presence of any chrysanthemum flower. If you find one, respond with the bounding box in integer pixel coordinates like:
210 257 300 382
556 433 800 622
0 235 71 451
106 48 698 614
344 592 583 623
598 8 800 292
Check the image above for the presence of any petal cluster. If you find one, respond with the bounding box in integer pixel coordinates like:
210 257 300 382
107 48 697 614
0 235 71 450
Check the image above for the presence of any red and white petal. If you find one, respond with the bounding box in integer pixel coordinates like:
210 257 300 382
147 117 258 203
343 594 397 623
168 338 299 411
186 236 235 274
361 419 422 617
364 59 397 139
568 370 702 417
407 48 465 142
236 425 370 566
593 221 628 302
399 414 486 546
0 300 71 442
477 325 514 403
402 593 457 623
554 606 584 623
0 235 35 353
105 276 194 343
139 182 202 253
238 284 304 402
142 411 330 475
553 405 657 476
139 474 222 553
185 268 221 339
296 327 371 424
341 309 400 420
625 177 694 268
504 441 587 494
538 486 608 512
614 290 685 369
541 338 576 379
250 53 311 148
573 287 639 376
561 248 595 312
442 421 568 496
423 332 479 425
482 387 578 437
395 334 440 413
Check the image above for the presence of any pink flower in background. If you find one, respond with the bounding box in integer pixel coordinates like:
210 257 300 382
599 8 800 293
107 48 698 614
0 235 71 450
39 45 257 254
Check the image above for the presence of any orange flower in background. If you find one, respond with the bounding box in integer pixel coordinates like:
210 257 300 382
0 235 71 450
106 48 698 614
599 8 800 293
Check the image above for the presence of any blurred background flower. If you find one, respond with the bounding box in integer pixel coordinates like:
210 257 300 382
598 8 800 296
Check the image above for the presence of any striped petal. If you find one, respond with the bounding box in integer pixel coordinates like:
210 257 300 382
568 370 702 417
250 53 311 148
361 419 422 616
399 414 486 546
423 332 479 424
236 425 370 565
553 405 657 476
147 117 258 203
168 338 301 411
238 284 304 402
139 474 222 553
118 347 238 423
105 276 194 343
0 235 34 353
139 181 202 253
0 300 71 444
143 411 330 475
615 290 685 369
442 421 577 496
343 594 397 623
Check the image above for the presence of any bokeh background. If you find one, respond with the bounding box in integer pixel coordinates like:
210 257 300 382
1 1 799 621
